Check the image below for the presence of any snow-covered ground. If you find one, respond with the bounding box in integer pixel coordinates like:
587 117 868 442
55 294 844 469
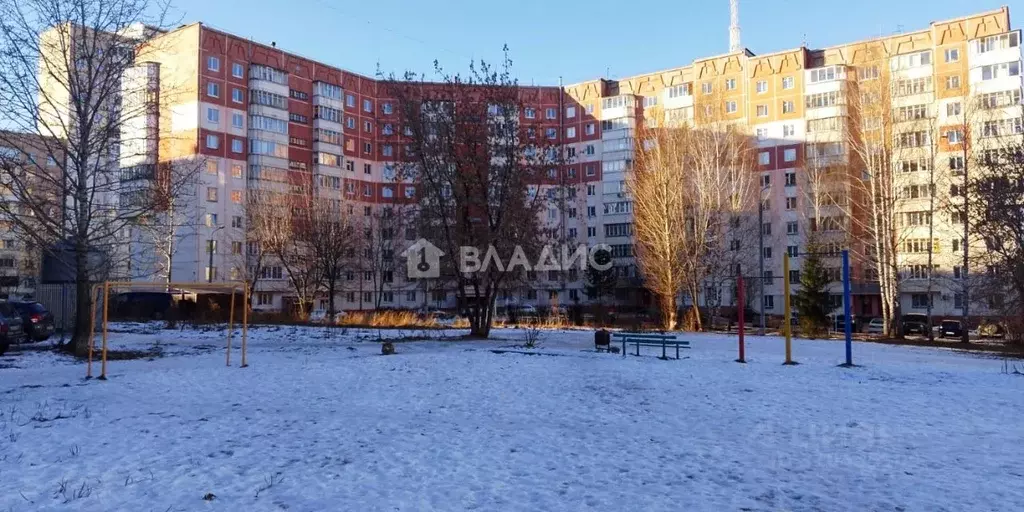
1 324 1022 511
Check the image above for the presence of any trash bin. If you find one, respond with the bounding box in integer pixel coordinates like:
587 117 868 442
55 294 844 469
594 329 611 351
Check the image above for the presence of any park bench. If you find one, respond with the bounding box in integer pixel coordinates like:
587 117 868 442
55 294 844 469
612 332 691 360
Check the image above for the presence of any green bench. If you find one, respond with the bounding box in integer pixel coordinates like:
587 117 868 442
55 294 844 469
612 332 691 360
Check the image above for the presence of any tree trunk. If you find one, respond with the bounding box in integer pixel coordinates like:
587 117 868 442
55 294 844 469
662 295 676 331
70 243 92 357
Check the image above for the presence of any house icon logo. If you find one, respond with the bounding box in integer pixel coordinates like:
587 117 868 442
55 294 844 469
402 239 444 279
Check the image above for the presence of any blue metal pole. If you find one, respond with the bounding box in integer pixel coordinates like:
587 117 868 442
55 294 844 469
842 249 853 366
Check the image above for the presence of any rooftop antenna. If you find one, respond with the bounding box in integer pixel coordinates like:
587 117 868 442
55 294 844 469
729 0 742 53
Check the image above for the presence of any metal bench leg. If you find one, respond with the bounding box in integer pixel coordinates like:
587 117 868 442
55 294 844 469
636 341 640 357
662 341 666 359
676 344 680 359
622 339 625 357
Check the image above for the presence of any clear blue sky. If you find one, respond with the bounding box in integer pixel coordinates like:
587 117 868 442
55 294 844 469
164 0 1022 85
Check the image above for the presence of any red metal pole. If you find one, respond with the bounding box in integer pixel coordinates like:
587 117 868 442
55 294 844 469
737 274 746 363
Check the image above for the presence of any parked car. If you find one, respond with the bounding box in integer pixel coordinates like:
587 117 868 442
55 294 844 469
112 292 173 320
0 302 27 355
831 314 857 332
309 309 346 324
940 319 964 339
901 314 930 335
866 317 885 334
9 301 55 341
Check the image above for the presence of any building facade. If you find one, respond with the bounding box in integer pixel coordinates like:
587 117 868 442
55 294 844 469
109 7 1019 319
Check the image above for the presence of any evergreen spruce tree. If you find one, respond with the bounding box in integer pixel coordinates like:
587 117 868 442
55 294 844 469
585 248 618 314
793 241 832 338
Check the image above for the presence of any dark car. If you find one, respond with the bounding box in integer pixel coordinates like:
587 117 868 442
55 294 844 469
940 319 964 339
901 314 930 335
9 301 55 341
0 302 27 355
112 292 173 320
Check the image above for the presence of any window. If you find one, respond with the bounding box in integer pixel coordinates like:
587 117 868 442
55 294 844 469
232 216 243 228
980 89 1022 109
785 172 796 186
756 128 767 140
725 101 737 113
251 89 288 109
783 124 795 137
250 65 287 85
944 48 960 62
207 56 220 72
857 66 879 81
972 32 1020 54
758 151 770 165
363 120 372 133
232 63 244 78
345 94 355 107
762 223 771 236
290 113 309 124
911 294 932 309
945 102 961 117
807 117 841 133
944 129 963 144
231 113 244 129
250 115 288 134
724 78 736 90
230 190 242 204
761 174 771 188
667 84 691 98
586 164 596 176
207 82 219 98
546 128 557 139
805 91 840 109
566 106 576 118
756 80 767 93
229 88 243 103
361 99 372 113
787 245 799 258
782 76 794 89
546 107 556 119
382 102 393 115
782 101 794 114
585 123 595 136
382 144 393 157
205 213 218 227
207 107 220 124
808 66 843 83
894 77 933 96
949 156 965 172
701 82 713 95
764 295 775 310
945 75 961 90
890 50 932 71
205 161 218 175
756 105 768 117
364 142 372 154
785 198 798 211
783 148 796 162
206 187 218 202
231 139 243 153
762 247 773 259
981 61 1020 81
789 270 801 284
566 126 576 138
363 163 372 174
206 134 219 149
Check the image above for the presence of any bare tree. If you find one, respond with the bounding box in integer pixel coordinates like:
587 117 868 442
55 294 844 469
0 0 184 354
252 189 321 319
303 186 352 320
384 50 552 337
630 119 693 329
969 138 1024 342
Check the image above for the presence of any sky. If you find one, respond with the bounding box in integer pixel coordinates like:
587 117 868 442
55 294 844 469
163 0 1024 85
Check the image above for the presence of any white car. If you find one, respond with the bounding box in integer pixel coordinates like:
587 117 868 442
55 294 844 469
866 317 884 334
309 309 346 324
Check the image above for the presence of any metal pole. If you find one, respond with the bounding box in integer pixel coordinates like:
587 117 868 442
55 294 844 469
783 253 796 365
99 282 110 380
226 288 235 366
86 284 99 379
737 273 746 363
841 249 854 367
241 284 249 368
758 198 765 335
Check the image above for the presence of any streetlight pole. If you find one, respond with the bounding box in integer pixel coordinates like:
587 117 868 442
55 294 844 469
208 225 224 283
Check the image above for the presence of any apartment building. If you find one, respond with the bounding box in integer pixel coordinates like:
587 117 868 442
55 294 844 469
103 7 1019 319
